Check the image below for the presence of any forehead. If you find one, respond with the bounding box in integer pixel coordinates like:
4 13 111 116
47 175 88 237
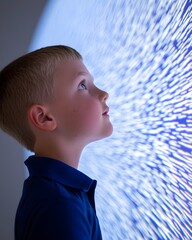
53 59 94 91
55 59 90 79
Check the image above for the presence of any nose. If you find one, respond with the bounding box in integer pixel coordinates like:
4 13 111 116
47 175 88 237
103 90 109 101
98 88 109 101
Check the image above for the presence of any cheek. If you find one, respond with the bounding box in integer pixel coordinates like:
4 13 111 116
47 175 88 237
73 101 101 125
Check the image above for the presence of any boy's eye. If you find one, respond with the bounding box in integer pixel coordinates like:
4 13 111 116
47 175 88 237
78 81 87 90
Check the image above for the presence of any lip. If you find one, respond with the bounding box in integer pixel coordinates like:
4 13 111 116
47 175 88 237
102 107 109 116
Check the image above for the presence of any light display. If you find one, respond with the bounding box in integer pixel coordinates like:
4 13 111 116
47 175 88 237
30 0 192 239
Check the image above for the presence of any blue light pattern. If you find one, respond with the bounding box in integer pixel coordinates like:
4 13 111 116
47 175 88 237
30 0 192 239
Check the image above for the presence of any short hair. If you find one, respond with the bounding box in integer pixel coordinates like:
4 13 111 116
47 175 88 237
0 45 82 151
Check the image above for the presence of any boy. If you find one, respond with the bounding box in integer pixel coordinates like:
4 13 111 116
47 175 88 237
0 45 113 240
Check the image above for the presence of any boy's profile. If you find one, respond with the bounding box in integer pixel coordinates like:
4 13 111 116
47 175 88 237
0 45 113 240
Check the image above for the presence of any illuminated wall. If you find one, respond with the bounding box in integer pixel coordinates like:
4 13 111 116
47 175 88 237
30 0 192 239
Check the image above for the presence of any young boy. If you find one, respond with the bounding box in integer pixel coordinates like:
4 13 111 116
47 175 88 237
0 45 113 240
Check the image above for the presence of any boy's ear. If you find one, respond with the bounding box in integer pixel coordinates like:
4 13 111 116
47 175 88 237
28 104 56 131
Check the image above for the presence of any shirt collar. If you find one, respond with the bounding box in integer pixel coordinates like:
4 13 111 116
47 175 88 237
25 155 96 192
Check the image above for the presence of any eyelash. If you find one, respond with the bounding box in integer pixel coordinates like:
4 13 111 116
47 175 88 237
78 80 87 90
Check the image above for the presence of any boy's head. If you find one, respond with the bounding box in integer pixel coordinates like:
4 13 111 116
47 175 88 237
0 45 113 152
0 46 82 151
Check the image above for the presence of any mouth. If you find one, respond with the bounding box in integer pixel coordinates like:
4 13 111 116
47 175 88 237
102 107 109 116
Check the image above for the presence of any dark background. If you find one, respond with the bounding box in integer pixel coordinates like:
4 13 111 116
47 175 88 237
0 1 46 239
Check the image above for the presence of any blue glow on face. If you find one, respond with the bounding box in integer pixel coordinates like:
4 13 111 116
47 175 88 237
30 0 192 239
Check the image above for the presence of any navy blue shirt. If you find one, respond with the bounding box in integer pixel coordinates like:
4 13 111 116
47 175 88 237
15 155 102 240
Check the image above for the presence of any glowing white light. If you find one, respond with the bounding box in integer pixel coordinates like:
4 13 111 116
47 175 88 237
29 0 192 239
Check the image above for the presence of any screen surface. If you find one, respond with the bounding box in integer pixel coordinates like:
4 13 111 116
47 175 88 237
30 1 192 239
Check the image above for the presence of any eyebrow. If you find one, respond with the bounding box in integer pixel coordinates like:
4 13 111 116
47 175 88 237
74 71 88 78
73 71 94 81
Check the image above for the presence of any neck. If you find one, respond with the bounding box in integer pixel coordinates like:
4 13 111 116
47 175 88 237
34 137 86 169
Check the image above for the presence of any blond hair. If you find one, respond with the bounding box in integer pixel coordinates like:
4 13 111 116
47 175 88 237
0 45 82 151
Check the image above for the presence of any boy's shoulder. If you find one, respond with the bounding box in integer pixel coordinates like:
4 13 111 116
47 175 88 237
15 156 102 240
23 155 97 208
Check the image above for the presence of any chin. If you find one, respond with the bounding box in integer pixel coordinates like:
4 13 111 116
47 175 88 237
96 122 114 141
85 122 113 144
105 127 113 138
